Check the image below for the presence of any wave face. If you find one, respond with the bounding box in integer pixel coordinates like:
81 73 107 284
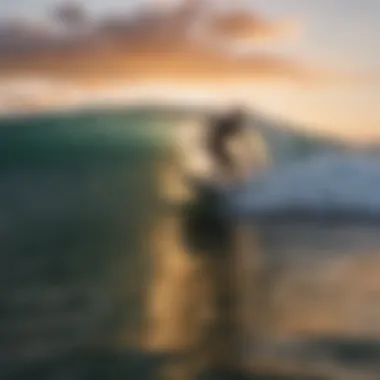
0 109 171 376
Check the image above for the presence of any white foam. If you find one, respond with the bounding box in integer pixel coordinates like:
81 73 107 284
230 153 380 217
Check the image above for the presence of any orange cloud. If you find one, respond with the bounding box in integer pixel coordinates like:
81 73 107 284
206 10 299 43
0 1 315 87
0 0 370 99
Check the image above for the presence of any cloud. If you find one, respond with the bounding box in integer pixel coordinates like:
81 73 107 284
0 0 313 87
0 0 374 116
205 9 300 44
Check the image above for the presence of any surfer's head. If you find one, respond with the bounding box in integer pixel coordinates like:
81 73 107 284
207 107 247 176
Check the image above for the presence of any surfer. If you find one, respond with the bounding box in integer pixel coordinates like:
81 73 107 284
207 108 246 180
207 107 269 185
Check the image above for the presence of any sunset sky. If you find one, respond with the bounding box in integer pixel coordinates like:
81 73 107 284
0 0 379 141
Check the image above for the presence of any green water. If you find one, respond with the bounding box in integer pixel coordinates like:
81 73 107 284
0 109 173 163
0 109 176 378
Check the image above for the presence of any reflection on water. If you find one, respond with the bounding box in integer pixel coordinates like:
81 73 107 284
146 153 380 380
236 223 380 380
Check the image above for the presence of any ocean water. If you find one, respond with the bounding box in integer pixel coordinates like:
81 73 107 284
237 222 380 380
0 109 175 379
1 108 380 380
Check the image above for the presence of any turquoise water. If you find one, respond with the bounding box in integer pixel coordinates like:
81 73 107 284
0 109 175 378
0 109 172 163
